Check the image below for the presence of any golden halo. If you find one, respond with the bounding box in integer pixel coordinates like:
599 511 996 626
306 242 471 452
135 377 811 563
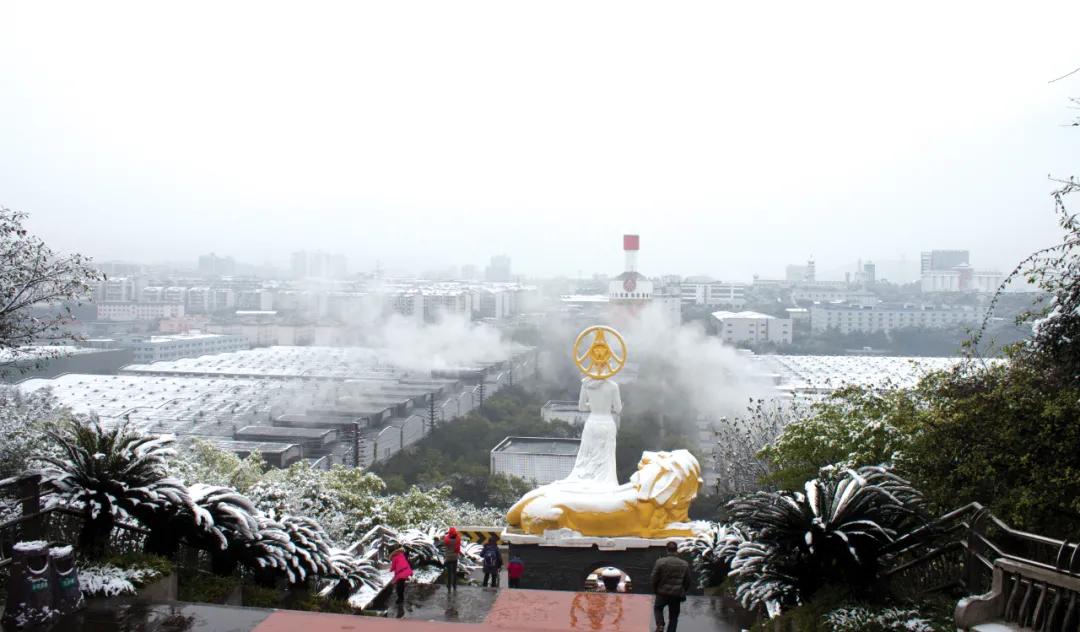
573 326 627 380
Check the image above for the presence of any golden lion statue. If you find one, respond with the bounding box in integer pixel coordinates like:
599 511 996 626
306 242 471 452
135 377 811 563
506 450 702 538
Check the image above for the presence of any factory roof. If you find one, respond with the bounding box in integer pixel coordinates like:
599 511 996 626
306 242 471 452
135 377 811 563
752 354 1000 393
491 436 581 456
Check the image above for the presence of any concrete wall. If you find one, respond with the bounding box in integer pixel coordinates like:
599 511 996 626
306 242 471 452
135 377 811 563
507 542 697 595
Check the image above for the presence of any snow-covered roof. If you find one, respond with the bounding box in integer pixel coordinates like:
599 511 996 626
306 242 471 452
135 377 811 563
0 345 102 363
492 436 581 456
751 354 1000 393
710 310 777 320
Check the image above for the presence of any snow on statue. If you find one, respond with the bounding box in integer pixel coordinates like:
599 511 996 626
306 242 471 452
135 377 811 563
507 326 702 538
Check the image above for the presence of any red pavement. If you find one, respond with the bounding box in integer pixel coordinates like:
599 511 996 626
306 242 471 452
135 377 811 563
252 590 653 632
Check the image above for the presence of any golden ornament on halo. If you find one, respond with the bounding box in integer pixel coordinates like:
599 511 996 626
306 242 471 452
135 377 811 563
573 325 627 380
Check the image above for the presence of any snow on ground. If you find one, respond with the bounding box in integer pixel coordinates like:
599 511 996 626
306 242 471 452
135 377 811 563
78 563 164 598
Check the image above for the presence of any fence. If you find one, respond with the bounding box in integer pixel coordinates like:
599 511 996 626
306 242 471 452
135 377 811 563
884 502 1080 599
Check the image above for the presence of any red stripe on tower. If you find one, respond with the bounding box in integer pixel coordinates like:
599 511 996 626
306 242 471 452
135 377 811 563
623 234 640 251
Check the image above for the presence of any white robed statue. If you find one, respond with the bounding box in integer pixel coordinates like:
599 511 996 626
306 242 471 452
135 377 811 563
562 377 622 487
507 326 701 538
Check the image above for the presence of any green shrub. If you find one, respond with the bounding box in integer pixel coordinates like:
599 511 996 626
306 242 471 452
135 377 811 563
242 585 283 608
177 569 240 604
100 552 173 578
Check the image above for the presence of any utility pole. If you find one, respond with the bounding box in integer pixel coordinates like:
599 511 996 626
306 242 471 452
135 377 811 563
351 421 360 469
428 393 437 433
477 382 485 411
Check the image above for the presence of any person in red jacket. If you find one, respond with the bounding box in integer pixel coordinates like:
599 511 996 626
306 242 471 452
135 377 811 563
507 555 524 588
442 527 462 591
390 547 413 604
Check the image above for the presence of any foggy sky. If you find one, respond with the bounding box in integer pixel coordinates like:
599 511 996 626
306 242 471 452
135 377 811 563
1 1 1078 281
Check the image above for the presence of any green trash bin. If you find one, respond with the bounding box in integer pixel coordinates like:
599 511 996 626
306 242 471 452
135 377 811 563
2 540 55 628
50 545 83 615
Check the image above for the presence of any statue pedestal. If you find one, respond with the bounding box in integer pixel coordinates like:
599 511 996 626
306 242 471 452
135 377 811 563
503 530 693 594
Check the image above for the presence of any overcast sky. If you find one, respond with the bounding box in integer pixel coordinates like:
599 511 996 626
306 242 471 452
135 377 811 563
2 2 1078 281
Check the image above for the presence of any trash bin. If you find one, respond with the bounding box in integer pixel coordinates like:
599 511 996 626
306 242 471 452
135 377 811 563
50 544 83 615
1 540 54 628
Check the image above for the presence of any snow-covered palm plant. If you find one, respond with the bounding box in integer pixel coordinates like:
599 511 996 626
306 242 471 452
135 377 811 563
680 522 751 589
277 515 335 585
728 540 801 615
726 466 925 612
458 540 483 574
320 548 381 600
356 525 441 568
41 417 194 553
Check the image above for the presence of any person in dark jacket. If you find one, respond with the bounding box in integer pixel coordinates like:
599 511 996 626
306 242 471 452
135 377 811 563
442 527 462 591
481 536 503 587
650 542 690 632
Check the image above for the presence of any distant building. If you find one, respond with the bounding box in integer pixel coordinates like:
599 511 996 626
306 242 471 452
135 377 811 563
95 277 145 303
292 251 347 279
79 332 248 363
785 265 809 283
540 401 589 425
485 255 513 282
198 253 236 277
862 261 876 285
681 280 749 307
238 289 274 311
810 303 979 334
490 436 581 485
921 266 1002 293
921 250 969 275
791 286 877 305
185 287 237 314
97 302 185 321
123 332 248 363
711 311 793 345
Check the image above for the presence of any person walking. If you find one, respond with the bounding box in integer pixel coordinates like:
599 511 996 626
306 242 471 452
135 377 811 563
442 527 462 591
390 547 413 605
507 555 524 588
481 536 503 587
650 542 690 632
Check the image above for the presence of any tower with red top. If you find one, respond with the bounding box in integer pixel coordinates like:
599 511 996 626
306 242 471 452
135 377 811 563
609 234 653 319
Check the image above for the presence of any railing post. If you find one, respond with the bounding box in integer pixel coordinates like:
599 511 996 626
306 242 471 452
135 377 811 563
18 474 43 541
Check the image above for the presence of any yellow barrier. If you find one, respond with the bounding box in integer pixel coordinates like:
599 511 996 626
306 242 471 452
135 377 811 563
455 526 505 544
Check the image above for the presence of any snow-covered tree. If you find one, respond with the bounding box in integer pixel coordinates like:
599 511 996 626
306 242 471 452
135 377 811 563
0 207 103 360
680 522 751 589
711 397 808 497
40 418 194 553
168 438 266 493
0 386 67 480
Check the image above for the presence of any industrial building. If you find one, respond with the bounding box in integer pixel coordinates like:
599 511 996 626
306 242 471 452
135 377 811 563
809 303 979 334
681 279 749 308
710 311 793 345
0 346 134 383
490 437 581 485
20 344 537 469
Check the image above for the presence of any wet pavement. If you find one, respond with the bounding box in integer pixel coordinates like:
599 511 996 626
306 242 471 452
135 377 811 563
6 586 752 631
11 599 274 632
